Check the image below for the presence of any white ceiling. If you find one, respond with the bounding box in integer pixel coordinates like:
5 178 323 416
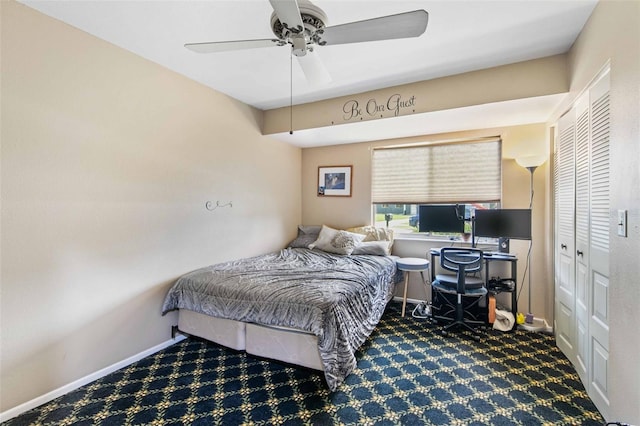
20 0 597 147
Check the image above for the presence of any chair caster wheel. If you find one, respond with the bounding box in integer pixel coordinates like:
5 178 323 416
473 335 480 342
441 330 448 337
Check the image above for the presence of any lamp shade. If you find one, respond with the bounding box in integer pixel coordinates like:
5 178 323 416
516 155 547 169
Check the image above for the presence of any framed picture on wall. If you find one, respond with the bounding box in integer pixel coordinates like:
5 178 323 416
318 165 352 197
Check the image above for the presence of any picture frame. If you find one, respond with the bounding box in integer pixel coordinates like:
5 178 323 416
318 165 352 197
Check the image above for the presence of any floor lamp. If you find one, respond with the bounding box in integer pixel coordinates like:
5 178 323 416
515 155 546 330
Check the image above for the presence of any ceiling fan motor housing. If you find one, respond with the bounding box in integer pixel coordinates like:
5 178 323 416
270 0 328 56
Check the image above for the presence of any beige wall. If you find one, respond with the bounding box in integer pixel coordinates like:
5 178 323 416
301 124 550 321
558 0 639 422
0 1 301 412
265 55 567 134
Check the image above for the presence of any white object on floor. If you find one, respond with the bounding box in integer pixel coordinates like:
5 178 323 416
493 309 515 331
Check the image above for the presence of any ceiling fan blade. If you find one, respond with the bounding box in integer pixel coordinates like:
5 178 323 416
317 10 429 46
185 38 281 54
297 53 332 85
269 0 304 33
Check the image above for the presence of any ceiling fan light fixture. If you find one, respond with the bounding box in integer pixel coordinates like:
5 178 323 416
290 35 308 56
270 0 328 44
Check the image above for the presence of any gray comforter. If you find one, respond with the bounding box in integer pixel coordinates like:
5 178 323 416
162 248 399 390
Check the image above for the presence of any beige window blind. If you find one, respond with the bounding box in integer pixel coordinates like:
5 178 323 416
371 138 502 204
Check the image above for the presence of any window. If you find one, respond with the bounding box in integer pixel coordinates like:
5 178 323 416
372 138 502 238
373 203 498 237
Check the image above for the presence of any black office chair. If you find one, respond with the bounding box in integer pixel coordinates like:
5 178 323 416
431 248 487 341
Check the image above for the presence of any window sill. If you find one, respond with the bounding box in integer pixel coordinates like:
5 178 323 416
393 233 472 243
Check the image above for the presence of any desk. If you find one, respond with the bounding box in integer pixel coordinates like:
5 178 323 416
430 248 518 326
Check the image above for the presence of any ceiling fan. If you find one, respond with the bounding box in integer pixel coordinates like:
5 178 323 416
185 0 429 85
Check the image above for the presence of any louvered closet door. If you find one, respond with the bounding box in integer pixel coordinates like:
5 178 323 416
554 69 611 419
555 109 576 359
587 72 610 418
574 94 590 385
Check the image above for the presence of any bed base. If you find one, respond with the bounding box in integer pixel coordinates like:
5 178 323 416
174 309 323 371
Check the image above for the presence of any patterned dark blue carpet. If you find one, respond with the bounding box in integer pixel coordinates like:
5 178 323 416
4 302 604 425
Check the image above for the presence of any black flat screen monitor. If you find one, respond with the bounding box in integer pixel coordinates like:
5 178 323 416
418 204 465 233
474 208 532 240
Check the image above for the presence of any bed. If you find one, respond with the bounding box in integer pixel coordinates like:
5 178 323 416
161 226 399 391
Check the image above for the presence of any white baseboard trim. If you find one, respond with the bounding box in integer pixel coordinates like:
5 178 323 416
0 335 187 423
393 296 426 305
518 316 554 334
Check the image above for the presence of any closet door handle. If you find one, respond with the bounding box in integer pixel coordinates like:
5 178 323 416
561 244 567 250
577 250 584 257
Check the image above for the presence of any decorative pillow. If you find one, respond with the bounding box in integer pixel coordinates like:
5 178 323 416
346 225 394 253
309 225 365 255
287 225 322 248
352 241 391 256
346 225 394 242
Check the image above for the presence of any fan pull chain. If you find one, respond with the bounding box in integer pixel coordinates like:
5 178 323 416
289 52 293 135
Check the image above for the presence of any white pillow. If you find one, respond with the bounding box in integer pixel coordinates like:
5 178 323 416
346 225 394 254
352 241 391 256
309 225 365 255
346 225 393 241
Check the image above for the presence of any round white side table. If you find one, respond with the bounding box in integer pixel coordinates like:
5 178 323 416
396 257 430 317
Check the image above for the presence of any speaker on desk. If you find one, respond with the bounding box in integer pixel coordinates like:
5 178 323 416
498 237 510 253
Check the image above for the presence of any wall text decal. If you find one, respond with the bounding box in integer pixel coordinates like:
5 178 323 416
342 94 416 121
